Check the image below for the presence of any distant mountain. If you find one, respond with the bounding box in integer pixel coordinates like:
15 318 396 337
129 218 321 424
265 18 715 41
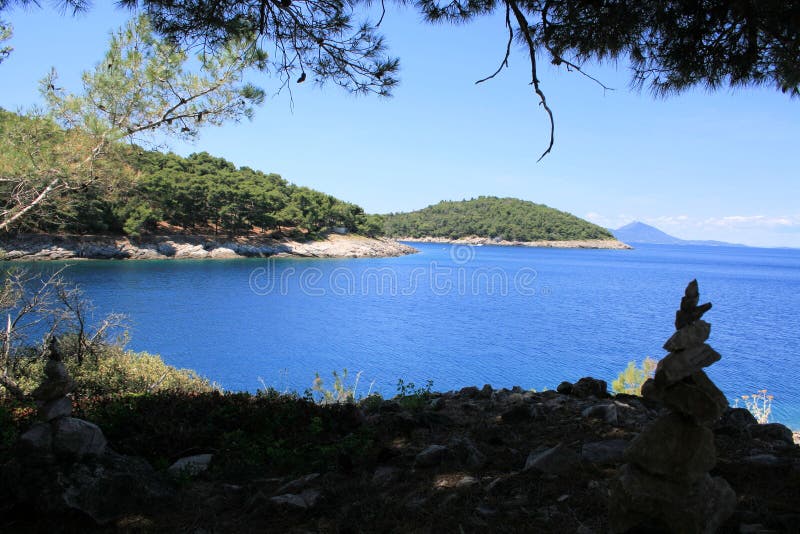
612 222 746 247
383 197 616 242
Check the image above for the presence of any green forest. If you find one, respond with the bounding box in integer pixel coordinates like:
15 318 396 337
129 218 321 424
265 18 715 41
382 197 615 241
0 109 384 238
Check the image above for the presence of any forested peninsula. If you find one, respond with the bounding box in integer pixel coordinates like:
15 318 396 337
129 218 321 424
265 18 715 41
384 197 630 249
0 110 411 260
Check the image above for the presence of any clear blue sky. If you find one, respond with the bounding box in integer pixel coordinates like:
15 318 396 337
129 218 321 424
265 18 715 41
2 3 799 247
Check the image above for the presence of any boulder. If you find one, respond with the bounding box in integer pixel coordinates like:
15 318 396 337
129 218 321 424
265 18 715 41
372 466 400 486
570 377 608 399
714 407 758 436
748 423 795 445
17 422 53 456
59 451 175 525
448 436 486 469
556 381 573 395
414 445 448 468
168 453 214 476
581 439 629 466
52 417 107 460
581 403 618 425
524 443 580 474
275 472 320 494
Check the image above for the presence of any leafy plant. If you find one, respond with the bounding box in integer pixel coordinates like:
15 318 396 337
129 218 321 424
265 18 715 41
395 379 434 411
612 357 657 395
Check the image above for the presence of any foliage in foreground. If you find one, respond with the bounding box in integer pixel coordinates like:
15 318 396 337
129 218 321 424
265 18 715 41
383 197 614 242
612 357 657 396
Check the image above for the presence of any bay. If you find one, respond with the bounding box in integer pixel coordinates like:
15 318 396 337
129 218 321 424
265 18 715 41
9 242 800 428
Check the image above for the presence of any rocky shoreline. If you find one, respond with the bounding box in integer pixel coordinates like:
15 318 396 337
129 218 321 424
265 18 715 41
0 233 418 261
398 236 632 250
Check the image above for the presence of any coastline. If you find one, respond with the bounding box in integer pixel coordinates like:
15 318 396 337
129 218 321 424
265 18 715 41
397 235 633 250
0 233 418 261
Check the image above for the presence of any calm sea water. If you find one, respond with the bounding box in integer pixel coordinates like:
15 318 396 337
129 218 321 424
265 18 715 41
9 242 800 428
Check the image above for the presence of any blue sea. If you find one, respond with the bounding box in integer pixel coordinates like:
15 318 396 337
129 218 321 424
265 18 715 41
9 242 800 428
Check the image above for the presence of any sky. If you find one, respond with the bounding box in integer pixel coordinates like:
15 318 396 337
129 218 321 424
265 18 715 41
1 3 799 247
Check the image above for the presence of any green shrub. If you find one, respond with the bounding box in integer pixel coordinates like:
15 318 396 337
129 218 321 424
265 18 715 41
612 357 657 395
395 379 434 411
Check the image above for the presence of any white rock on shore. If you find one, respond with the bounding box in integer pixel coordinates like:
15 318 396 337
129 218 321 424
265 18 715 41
0 233 418 261
398 236 632 249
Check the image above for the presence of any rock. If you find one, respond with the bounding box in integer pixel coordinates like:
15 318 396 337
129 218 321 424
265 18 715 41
448 436 486 469
748 423 795 444
660 371 728 424
17 422 53 456
581 439 629 466
168 453 213 476
663 320 711 351
674 280 713 329
715 407 758 435
581 403 618 425
52 417 107 459
415 445 448 468
269 493 308 510
44 359 69 381
556 381 573 394
429 397 446 411
275 472 320 494
476 503 497 518
372 466 400 486
39 396 72 421
501 403 532 424
624 412 716 483
655 344 721 385
524 443 580 474
571 377 608 398
479 384 493 398
675 302 712 330
609 463 736 534
456 475 479 488
31 377 75 401
59 450 175 525
743 454 784 466
299 488 322 507
209 247 237 258
459 386 480 398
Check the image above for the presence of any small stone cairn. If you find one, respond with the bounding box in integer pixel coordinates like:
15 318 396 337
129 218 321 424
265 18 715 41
609 280 736 533
18 340 107 462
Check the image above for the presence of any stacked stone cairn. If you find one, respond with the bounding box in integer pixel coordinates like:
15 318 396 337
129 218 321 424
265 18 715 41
609 280 736 533
18 340 107 462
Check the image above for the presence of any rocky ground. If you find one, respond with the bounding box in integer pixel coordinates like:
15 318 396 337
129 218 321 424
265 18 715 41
2 378 798 533
0 233 417 261
398 236 633 249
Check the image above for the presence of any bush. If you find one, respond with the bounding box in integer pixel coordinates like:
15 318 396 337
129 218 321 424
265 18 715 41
612 357 657 395
736 389 774 424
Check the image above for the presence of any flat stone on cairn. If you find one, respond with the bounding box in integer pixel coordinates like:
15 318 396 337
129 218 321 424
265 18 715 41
609 280 736 533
